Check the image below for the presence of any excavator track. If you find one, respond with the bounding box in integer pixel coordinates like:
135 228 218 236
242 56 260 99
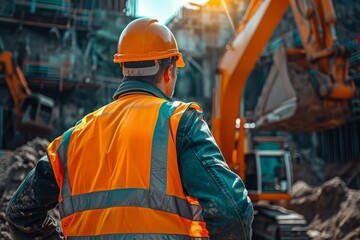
253 203 308 240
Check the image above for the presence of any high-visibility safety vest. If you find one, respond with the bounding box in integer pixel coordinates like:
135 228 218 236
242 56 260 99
47 94 209 239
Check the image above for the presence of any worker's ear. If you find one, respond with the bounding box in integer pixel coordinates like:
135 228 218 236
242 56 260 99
164 65 174 83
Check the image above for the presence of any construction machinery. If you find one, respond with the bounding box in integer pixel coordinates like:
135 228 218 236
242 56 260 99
211 0 356 239
0 49 54 142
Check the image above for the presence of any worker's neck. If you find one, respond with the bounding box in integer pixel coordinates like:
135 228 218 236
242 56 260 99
155 80 172 97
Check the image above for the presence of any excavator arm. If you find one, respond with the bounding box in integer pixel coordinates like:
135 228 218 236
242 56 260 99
290 0 354 99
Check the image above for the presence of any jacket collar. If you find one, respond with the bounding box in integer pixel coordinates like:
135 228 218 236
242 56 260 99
112 80 172 101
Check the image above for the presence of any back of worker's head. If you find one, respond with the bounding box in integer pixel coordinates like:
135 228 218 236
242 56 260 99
113 17 184 83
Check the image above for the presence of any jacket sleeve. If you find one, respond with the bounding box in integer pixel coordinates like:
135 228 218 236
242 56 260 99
6 155 63 239
177 108 254 240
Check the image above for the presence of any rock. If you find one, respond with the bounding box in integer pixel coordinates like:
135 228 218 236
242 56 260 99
0 138 50 240
285 180 319 222
287 177 360 240
316 177 347 215
342 226 360 240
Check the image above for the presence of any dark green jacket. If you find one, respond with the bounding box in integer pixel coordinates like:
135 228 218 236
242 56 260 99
6 80 253 239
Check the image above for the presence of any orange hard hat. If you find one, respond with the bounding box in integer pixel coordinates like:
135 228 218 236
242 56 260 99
113 18 185 68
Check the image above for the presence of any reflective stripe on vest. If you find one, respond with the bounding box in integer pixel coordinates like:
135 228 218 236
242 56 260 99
69 234 206 240
56 126 74 204
51 100 208 238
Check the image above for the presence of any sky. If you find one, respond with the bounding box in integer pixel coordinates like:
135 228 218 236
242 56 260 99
136 0 190 24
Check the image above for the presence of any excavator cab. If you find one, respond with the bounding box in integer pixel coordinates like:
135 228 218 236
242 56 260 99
18 93 54 136
243 137 293 200
245 150 292 195
243 137 309 239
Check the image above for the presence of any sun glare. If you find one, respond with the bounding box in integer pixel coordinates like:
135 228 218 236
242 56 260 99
188 0 209 6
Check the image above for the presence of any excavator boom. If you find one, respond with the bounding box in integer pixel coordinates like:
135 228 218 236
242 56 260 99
212 0 289 166
1 51 31 109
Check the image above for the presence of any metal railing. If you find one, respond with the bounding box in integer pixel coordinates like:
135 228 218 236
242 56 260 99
72 8 93 29
10 0 94 29
15 0 72 12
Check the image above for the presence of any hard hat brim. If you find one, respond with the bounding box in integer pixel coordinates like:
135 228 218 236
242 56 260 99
176 54 185 68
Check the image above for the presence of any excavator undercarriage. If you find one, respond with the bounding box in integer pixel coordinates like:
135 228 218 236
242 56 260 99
253 203 308 240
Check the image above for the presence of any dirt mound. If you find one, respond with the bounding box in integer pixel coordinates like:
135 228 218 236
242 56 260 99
0 138 49 240
286 177 360 240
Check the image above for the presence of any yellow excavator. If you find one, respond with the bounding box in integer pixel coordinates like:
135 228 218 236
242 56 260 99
211 0 356 239
0 50 54 140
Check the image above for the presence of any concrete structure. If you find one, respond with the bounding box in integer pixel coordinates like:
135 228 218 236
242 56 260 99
0 0 136 148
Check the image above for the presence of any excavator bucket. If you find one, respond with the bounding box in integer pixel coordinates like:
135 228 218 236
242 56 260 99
18 94 54 136
254 45 351 132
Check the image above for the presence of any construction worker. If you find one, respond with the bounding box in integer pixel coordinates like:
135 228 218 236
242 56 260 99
6 18 253 239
